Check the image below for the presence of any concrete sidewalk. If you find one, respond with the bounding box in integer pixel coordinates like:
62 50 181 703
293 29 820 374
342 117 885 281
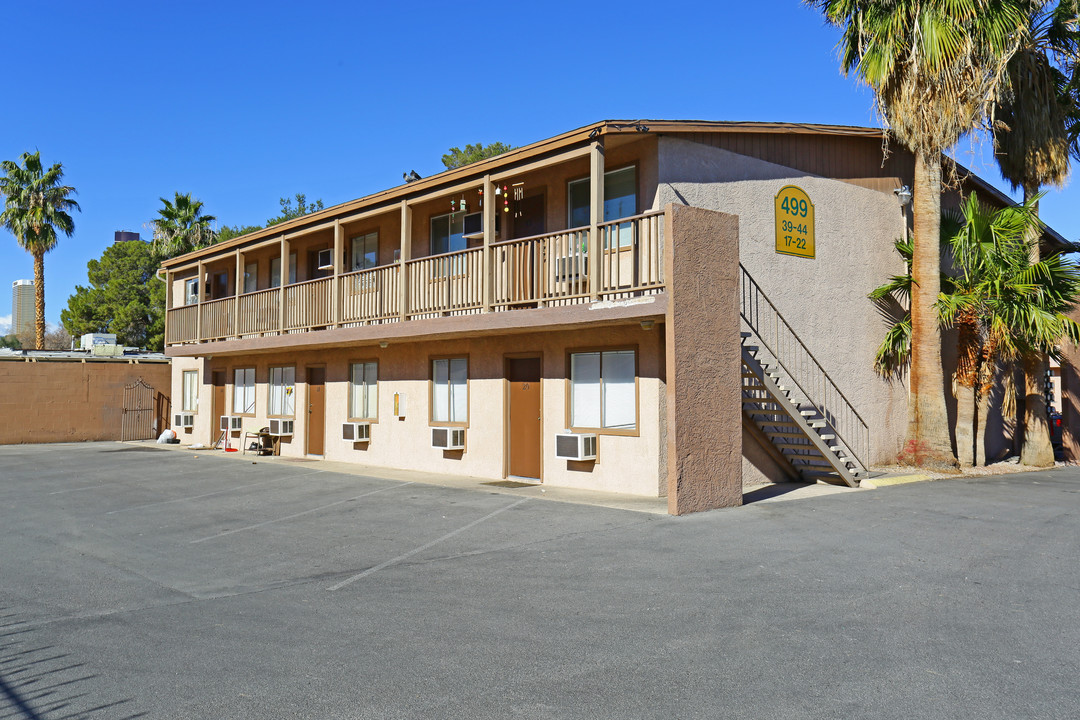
138 440 674 515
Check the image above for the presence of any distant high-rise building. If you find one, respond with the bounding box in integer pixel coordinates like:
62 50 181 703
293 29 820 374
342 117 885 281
12 279 34 335
114 231 141 243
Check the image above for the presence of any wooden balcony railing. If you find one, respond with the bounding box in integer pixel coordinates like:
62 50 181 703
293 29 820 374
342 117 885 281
165 210 666 345
166 304 198 344
492 227 590 308
285 277 332 330
200 297 234 340
341 265 400 324
406 247 484 318
237 287 278 335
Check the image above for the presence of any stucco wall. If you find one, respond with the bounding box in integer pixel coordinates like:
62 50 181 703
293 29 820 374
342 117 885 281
172 324 665 496
0 359 171 444
656 136 909 466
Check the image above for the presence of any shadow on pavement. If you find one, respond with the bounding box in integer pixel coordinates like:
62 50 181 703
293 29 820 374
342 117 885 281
0 608 146 719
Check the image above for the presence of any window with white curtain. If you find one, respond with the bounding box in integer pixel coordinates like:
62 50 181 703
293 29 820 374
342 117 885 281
182 370 198 412
349 362 378 419
570 350 636 430
268 366 295 416
432 358 467 423
233 367 255 415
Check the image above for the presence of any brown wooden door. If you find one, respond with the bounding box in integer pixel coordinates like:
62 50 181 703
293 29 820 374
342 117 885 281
513 193 545 239
211 371 226 443
508 357 542 479
307 367 325 455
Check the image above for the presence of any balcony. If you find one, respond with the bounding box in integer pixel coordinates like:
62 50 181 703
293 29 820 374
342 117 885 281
165 211 666 347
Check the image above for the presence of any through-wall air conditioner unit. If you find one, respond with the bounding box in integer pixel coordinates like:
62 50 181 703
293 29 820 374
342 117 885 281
555 255 584 282
268 419 294 436
219 415 233 432
431 427 465 450
555 432 597 461
174 413 195 430
316 248 333 270
342 421 371 443
230 416 244 432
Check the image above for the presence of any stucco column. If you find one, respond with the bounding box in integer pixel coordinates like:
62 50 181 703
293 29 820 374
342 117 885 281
665 204 742 514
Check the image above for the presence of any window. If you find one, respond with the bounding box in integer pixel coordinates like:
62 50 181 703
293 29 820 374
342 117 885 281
351 232 378 271
349 362 378 419
243 262 257 294
268 366 295 416
432 358 467 424
233 367 255 415
570 350 636 430
270 253 297 287
431 212 466 256
567 166 637 247
182 370 199 412
184 278 199 306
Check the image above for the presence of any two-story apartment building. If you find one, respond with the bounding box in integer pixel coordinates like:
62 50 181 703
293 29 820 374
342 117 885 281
161 119 1062 514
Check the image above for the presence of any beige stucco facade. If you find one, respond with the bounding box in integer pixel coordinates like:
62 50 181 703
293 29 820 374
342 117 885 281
171 323 667 496
163 121 1050 511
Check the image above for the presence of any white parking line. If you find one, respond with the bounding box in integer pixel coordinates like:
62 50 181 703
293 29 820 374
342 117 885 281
105 470 327 515
189 481 415 544
327 497 529 591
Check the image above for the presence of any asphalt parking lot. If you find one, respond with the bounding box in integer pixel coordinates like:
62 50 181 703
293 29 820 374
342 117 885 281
2 442 1079 719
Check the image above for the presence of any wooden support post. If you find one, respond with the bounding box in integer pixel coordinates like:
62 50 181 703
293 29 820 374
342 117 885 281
483 174 494 312
332 219 343 327
278 236 289 334
195 260 204 342
589 138 605 301
399 200 412 322
234 251 244 338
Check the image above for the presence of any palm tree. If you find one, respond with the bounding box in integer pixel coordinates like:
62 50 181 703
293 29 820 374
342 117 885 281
810 0 1028 470
872 193 1080 465
0 151 80 350
939 193 1080 465
151 192 217 260
991 0 1080 466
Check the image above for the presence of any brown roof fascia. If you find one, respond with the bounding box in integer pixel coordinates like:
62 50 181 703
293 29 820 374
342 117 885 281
161 120 898 268
161 119 1070 265
161 121 610 268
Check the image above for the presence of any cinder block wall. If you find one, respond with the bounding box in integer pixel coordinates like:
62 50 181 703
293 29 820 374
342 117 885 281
0 360 171 444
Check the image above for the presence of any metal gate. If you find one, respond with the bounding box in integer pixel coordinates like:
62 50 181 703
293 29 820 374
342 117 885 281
121 378 170 441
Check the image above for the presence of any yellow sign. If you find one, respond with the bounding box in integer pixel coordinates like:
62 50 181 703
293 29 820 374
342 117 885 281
774 185 815 259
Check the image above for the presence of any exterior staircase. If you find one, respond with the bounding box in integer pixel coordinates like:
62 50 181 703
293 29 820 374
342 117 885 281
739 265 869 487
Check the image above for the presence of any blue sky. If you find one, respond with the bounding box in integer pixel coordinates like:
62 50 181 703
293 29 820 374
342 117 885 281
2 0 1077 334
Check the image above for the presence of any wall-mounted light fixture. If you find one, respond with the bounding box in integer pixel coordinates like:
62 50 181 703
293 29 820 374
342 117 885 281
894 185 913 207
379 341 388 349
640 320 655 330
894 185 913 243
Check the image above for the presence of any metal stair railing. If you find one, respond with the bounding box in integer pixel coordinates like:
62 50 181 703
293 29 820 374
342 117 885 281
739 264 870 472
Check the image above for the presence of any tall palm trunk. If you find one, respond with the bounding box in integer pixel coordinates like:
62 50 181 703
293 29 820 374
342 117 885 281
1020 187 1055 466
955 382 976 467
1022 353 1055 465
906 152 958 469
33 249 45 350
